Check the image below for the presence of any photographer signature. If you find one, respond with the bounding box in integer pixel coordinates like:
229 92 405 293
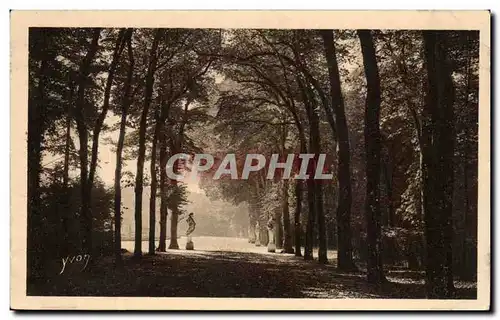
59 254 91 274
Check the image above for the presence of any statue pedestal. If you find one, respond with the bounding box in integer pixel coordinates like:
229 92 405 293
267 229 276 253
185 235 194 250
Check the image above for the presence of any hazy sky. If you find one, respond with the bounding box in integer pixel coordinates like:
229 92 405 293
98 114 204 193
90 74 227 193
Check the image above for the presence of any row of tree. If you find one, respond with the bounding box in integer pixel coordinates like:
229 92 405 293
27 28 221 276
200 29 478 298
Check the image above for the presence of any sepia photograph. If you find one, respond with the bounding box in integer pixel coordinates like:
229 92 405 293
10 10 490 310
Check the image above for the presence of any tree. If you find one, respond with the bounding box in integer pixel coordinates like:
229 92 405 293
294 180 304 256
113 29 135 264
358 29 386 284
28 28 115 276
148 106 161 255
281 179 293 253
73 28 102 255
134 29 162 258
27 28 56 280
296 76 319 261
320 30 357 271
158 98 169 252
61 70 75 257
422 30 456 298
88 29 127 192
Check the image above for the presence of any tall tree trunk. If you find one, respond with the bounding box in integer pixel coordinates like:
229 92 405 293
168 205 180 249
168 144 182 250
88 29 126 189
462 146 469 276
259 213 269 246
464 136 478 280
463 120 477 279
74 28 101 255
148 108 160 255
27 38 50 280
298 79 316 261
158 102 168 252
422 30 456 298
114 29 134 266
88 29 125 259
254 181 263 247
134 29 161 257
310 103 328 264
61 81 74 257
290 115 307 257
462 75 471 280
440 34 456 297
315 179 328 264
276 125 287 251
300 80 327 263
382 156 396 265
294 181 303 256
168 98 192 250
158 162 168 251
461 33 476 281
248 205 257 244
282 180 294 253
275 209 283 250
464 46 478 281
358 30 386 284
383 160 394 227
275 179 283 250
320 30 356 270
114 108 127 264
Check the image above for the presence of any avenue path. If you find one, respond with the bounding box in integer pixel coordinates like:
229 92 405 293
30 236 476 299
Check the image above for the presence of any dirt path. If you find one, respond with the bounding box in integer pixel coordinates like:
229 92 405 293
29 237 476 299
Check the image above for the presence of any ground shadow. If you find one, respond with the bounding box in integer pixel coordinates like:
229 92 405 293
28 249 477 299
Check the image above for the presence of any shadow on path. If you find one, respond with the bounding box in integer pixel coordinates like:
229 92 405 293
28 249 477 299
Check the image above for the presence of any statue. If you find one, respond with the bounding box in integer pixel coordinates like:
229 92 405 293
185 212 196 250
255 221 261 247
267 216 276 253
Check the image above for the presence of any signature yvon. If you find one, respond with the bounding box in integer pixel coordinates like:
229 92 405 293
59 254 91 274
